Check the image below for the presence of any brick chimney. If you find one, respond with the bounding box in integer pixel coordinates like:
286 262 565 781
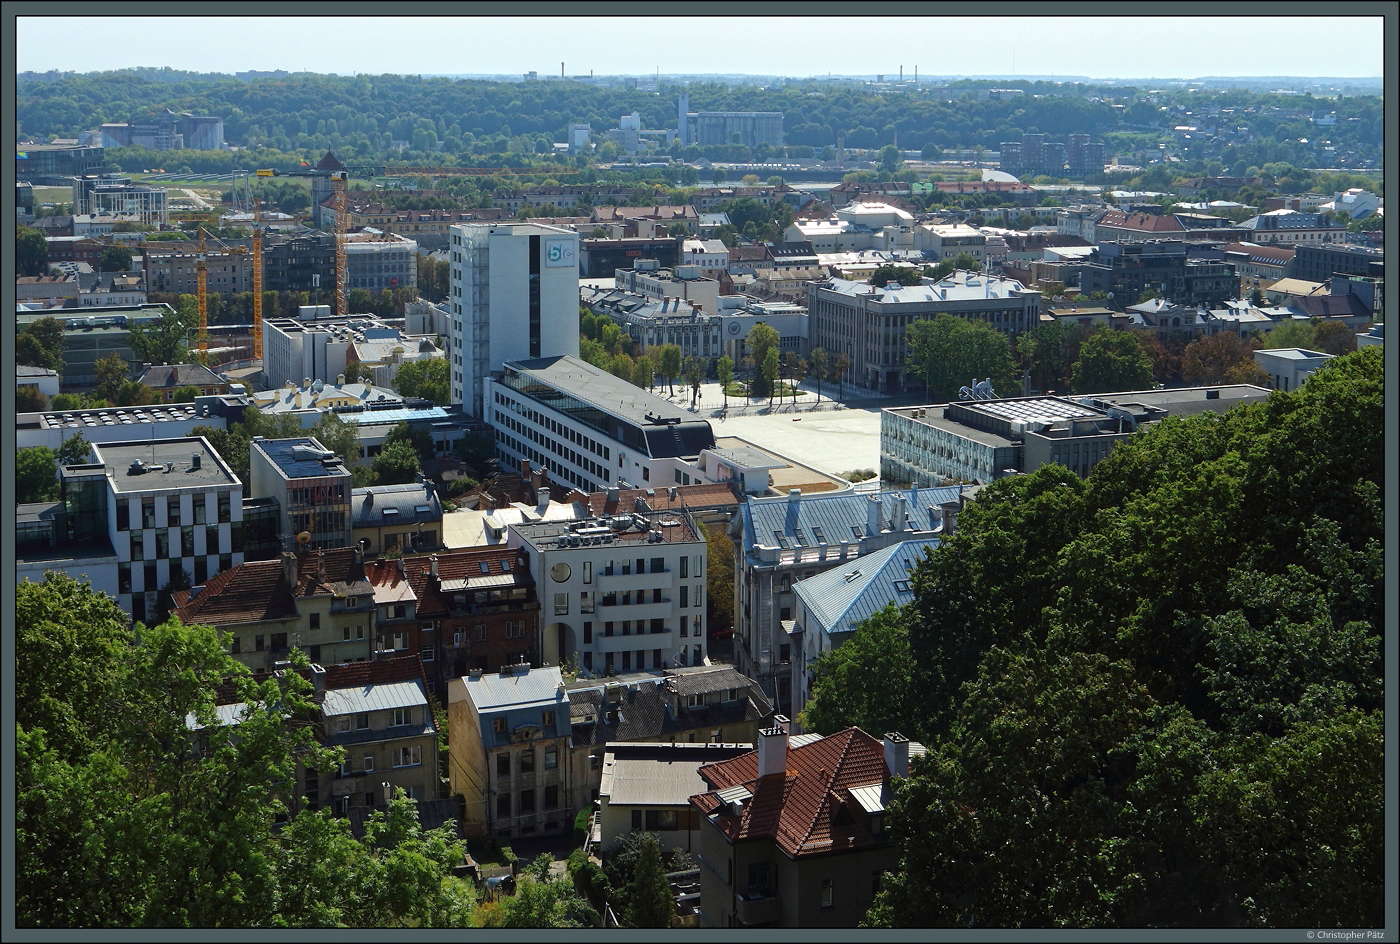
757 714 790 778
281 551 298 588
316 549 326 583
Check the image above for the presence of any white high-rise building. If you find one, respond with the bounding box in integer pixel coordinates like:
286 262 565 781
447 222 581 416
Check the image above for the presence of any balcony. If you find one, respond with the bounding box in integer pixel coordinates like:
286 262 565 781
734 888 782 926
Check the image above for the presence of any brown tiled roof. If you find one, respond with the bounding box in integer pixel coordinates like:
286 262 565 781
593 205 698 221
323 653 425 691
1223 242 1295 264
560 483 741 518
1097 209 1186 233
174 548 369 627
174 559 297 627
690 727 891 858
400 546 533 619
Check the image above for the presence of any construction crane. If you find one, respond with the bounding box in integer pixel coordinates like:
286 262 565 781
256 162 357 317
252 196 263 360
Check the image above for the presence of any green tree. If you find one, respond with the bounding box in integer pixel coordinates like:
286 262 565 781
715 354 734 409
17 447 61 503
17 223 50 276
313 411 364 467
392 358 449 404
1312 320 1358 356
385 421 435 465
128 309 195 367
17 316 66 374
658 343 683 396
868 264 922 287
710 167 727 185
907 313 1019 402
1017 320 1089 394
878 144 904 172
799 604 923 737
99 245 134 274
631 353 656 392
340 360 374 384
1069 326 1155 394
761 348 780 406
57 431 91 466
866 348 1384 929
623 836 673 928
745 323 781 399
17 384 49 412
683 355 706 407
371 439 422 486
808 347 829 402
1261 319 1316 349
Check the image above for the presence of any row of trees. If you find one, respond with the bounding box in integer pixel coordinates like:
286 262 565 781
799 347 1384 928
19 71 1382 171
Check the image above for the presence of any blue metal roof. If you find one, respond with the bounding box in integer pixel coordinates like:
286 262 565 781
739 485 963 554
794 538 942 638
339 406 451 426
253 437 351 479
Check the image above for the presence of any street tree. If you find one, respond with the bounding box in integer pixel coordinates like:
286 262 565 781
17 223 49 276
17 447 61 503
716 354 734 410
1181 331 1257 385
761 348 780 407
683 356 706 407
808 347 829 402
658 344 683 396
745 323 781 399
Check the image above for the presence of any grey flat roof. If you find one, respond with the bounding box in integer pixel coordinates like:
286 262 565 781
607 757 716 807
93 437 240 493
1091 386 1272 415
504 354 710 430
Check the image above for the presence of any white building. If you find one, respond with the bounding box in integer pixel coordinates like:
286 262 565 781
486 354 718 496
448 222 582 417
260 312 420 392
506 507 710 674
58 436 245 622
1253 347 1335 392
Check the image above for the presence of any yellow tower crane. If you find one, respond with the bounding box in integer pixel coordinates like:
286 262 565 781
252 196 264 360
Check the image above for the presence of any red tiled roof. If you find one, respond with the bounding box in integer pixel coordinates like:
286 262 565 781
1097 209 1186 233
174 558 297 627
560 483 741 518
323 653 425 691
689 728 892 858
400 546 533 619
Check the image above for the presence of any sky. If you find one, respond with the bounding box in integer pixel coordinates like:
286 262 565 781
14 15 1387 80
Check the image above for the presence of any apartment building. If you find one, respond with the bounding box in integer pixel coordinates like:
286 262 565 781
247 437 354 550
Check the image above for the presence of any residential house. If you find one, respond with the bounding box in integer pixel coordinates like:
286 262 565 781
447 664 574 839
688 721 916 928
352 482 443 558
136 362 233 401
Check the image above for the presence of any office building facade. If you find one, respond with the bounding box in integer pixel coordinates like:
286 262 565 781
448 222 581 416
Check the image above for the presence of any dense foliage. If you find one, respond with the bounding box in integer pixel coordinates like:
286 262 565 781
16 573 478 928
802 348 1384 928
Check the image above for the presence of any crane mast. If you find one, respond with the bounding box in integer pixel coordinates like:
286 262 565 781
252 196 263 360
332 172 348 317
196 226 209 356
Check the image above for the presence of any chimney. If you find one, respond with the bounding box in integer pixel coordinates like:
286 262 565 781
892 494 906 531
883 732 910 778
939 499 959 534
787 487 801 508
757 715 790 778
430 554 439 578
537 487 550 510
316 549 326 583
311 663 327 701
866 495 882 535
281 551 298 588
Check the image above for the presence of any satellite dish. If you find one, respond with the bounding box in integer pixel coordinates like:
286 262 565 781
297 531 312 544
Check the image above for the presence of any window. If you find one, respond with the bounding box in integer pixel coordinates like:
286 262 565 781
363 754 374 772
475 624 487 641
230 635 241 655
680 616 688 637
255 635 264 652
497 753 510 777
519 749 535 775
544 747 557 770
497 794 510 817
651 618 664 634
270 632 288 651
393 707 415 727
632 810 643 830
309 613 320 630
519 789 535 813
580 592 594 613
421 645 435 662
118 563 131 594
218 492 231 523
652 588 662 604
872 871 884 896
821 879 833 908
679 585 688 608
542 710 555 729
545 784 559 809
680 556 688 578
493 717 507 734
583 561 592 583
394 746 422 768
356 712 370 731
142 498 156 529
167 500 180 527
155 530 169 559
130 531 143 561
645 810 678 831
583 622 592 644
654 649 662 667
116 501 129 531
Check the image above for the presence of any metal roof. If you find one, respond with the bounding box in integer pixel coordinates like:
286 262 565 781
339 406 451 426
322 679 427 717
849 782 888 815
794 538 942 636
463 665 566 712
740 485 962 554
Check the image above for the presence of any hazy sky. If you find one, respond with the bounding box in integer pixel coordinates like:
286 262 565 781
15 15 1386 80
